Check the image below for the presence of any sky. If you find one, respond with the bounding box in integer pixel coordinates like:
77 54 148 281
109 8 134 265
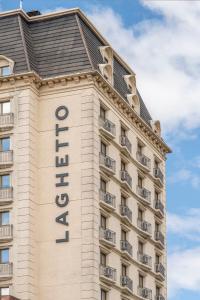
1 0 200 299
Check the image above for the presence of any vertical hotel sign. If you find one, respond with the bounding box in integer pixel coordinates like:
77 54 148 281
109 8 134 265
54 106 69 243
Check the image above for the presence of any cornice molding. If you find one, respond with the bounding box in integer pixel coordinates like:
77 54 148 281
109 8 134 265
0 70 171 156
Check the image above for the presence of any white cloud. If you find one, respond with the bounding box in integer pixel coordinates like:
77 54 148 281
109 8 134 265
168 247 200 297
87 2 200 133
168 168 200 188
168 209 200 240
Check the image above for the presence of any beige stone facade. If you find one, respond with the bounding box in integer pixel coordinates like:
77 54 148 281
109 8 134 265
0 8 170 300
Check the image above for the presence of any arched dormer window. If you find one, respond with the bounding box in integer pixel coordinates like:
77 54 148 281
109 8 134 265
0 55 14 77
99 46 113 85
151 120 161 137
127 94 140 114
124 74 136 94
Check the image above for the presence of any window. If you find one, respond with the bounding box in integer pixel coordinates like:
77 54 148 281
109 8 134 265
138 241 144 254
0 211 9 225
0 248 9 263
100 215 107 230
138 209 143 221
121 195 127 206
138 176 143 188
101 142 107 156
122 264 127 276
0 137 10 152
0 101 10 115
155 222 160 232
137 143 143 155
156 254 160 264
0 287 9 296
100 107 106 120
101 289 107 300
121 229 127 241
0 66 11 77
156 286 161 296
121 127 126 137
121 161 126 171
155 160 159 169
0 175 10 188
100 252 106 266
100 178 106 193
139 274 144 288
155 191 160 201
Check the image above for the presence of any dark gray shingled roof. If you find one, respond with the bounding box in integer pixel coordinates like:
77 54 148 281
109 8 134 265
0 9 152 125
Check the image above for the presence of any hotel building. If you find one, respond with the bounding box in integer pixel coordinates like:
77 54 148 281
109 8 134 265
0 7 171 300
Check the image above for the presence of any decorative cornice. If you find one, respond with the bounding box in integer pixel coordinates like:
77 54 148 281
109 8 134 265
0 70 171 156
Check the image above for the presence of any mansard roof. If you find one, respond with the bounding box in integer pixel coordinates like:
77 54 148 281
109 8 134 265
0 8 152 125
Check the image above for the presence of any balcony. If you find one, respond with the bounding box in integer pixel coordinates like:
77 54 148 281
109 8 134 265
137 252 152 269
100 265 116 283
100 228 116 247
0 187 13 205
99 153 116 175
136 152 151 171
0 263 12 279
155 263 165 280
154 199 164 218
121 240 133 257
155 231 165 249
138 287 152 300
120 136 132 155
120 170 132 190
137 186 151 205
155 295 165 300
99 117 116 139
120 205 132 224
0 114 14 131
154 168 164 185
0 225 13 241
0 151 13 168
121 275 133 292
99 190 116 211
137 219 152 237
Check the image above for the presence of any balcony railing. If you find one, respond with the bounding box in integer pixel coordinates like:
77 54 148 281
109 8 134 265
0 263 12 278
100 265 116 281
155 231 165 246
0 151 13 167
121 275 133 291
99 153 116 174
121 240 133 257
0 225 12 240
155 295 165 300
120 205 132 223
137 186 151 204
99 190 116 209
120 136 132 154
0 187 13 205
0 113 14 131
155 199 164 217
136 152 151 170
138 287 152 300
155 263 165 278
100 228 116 245
154 167 164 184
137 219 152 235
137 252 152 268
99 117 116 137
120 170 132 189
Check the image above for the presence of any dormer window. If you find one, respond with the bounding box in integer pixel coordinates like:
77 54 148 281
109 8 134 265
124 74 140 114
99 46 113 85
0 56 14 77
151 120 161 137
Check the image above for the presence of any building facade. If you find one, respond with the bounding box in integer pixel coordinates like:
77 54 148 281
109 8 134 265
0 8 171 300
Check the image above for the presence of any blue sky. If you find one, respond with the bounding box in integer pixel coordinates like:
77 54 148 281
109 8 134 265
1 1 200 299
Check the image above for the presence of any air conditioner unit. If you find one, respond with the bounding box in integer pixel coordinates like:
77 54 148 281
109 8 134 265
142 288 149 298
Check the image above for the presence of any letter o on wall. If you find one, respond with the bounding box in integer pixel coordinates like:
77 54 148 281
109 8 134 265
55 106 69 120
